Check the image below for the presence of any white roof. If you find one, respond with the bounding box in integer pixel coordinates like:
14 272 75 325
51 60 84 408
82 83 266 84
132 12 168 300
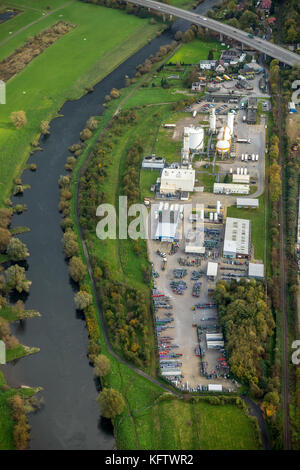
233 174 250 184
248 263 264 278
224 217 250 256
208 384 222 391
236 198 259 207
207 262 218 277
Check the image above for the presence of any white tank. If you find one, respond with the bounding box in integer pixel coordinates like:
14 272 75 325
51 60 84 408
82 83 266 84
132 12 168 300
209 108 216 133
200 209 204 220
241 168 244 175
244 168 248 175
188 127 204 151
209 212 213 221
230 167 233 174
216 139 230 155
237 167 240 175
214 212 218 222
227 112 235 134
217 201 221 214
252 154 255 161
242 154 244 161
245 154 248 161
256 154 259 161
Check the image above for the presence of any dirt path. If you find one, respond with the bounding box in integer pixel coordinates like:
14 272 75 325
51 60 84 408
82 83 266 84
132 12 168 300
0 0 75 48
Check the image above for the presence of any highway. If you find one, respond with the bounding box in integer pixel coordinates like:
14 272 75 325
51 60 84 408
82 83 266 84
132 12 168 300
127 0 300 67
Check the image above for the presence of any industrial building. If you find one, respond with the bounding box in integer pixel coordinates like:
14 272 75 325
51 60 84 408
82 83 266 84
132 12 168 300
214 183 250 195
236 198 259 209
223 217 251 258
247 108 257 124
232 174 250 184
142 155 165 170
215 112 235 157
160 168 195 195
154 206 182 242
248 263 264 279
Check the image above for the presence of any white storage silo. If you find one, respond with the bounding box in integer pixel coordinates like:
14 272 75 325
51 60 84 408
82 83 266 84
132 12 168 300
241 168 244 175
209 108 216 133
237 167 240 175
227 112 235 135
216 200 221 214
244 168 248 175
209 212 213 221
214 212 218 222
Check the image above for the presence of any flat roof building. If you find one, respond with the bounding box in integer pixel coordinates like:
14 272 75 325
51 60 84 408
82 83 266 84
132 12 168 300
214 183 250 195
223 217 251 258
207 262 218 279
236 198 259 209
185 228 205 254
142 155 165 170
232 174 250 184
247 108 257 124
160 168 195 194
248 263 264 279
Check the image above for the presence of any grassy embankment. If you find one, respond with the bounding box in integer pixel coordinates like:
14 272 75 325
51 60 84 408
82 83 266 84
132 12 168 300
0 0 164 206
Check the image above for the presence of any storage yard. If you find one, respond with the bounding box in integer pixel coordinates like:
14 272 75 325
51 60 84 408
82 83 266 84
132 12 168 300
148 200 264 391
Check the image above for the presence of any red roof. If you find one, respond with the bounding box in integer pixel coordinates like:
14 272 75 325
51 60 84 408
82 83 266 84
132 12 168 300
267 17 276 24
261 0 271 9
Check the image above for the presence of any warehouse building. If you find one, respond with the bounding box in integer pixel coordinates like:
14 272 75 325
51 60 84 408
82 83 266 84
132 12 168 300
223 217 251 258
160 168 195 194
154 207 182 242
214 183 250 195
248 263 264 279
232 174 250 184
236 198 259 209
247 108 257 124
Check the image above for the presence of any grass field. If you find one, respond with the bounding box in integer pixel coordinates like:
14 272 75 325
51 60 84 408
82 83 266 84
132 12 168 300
0 0 163 205
168 38 226 64
227 195 266 262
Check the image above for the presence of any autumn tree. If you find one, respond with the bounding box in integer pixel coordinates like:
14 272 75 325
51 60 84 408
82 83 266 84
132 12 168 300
10 111 27 128
74 290 92 310
94 354 111 377
40 120 50 135
5 265 31 293
97 388 125 418
62 230 79 258
0 227 11 251
6 238 29 261
69 256 86 283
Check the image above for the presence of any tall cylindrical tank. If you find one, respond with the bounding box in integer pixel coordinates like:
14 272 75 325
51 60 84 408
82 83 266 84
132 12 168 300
214 212 218 222
230 167 233 174
200 209 204 220
216 200 221 214
227 112 234 134
244 168 248 175
209 108 216 133
241 168 244 175
237 167 240 175
209 212 213 221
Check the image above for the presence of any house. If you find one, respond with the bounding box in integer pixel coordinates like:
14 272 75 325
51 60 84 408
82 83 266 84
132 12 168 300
191 82 202 92
199 60 216 70
215 60 226 73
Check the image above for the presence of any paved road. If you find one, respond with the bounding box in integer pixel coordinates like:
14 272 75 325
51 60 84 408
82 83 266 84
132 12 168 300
127 0 300 67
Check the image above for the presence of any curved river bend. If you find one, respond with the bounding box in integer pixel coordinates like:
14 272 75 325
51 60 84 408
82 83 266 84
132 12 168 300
1 0 221 450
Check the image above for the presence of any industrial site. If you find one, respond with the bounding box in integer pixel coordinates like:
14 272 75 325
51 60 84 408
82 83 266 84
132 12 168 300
142 69 267 392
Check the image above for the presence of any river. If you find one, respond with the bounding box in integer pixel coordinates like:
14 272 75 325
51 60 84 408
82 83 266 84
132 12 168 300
1 0 221 451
